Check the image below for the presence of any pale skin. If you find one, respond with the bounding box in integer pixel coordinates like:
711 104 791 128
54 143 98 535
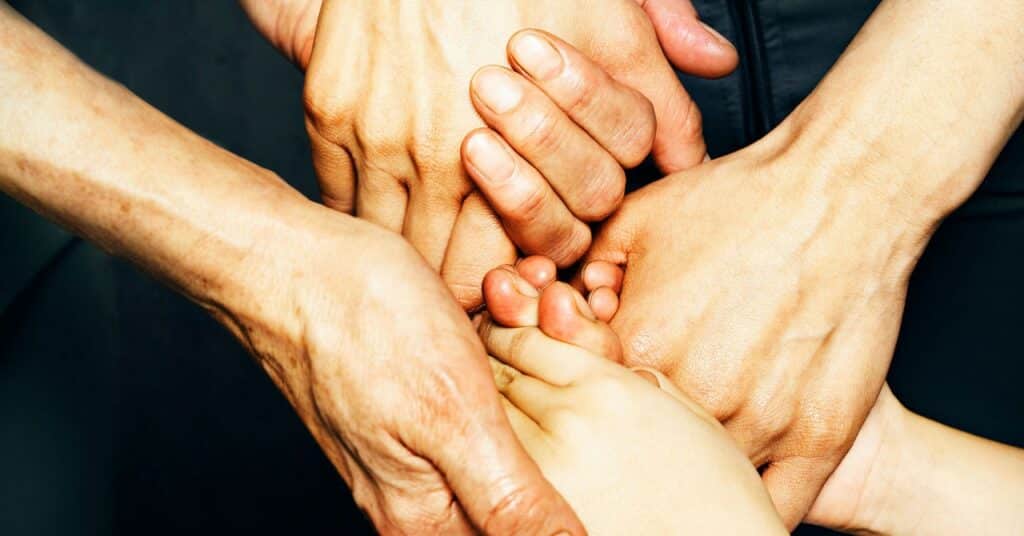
241 0 739 309
464 0 1024 527
0 4 585 534
484 258 1024 535
477 258 787 535
1 2 735 533
5 1 1023 533
810 384 1024 535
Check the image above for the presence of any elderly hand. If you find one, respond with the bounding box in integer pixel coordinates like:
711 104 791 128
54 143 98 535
232 206 584 534
0 6 583 530
242 0 737 308
577 131 937 527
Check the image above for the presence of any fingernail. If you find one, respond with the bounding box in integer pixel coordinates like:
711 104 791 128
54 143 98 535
465 133 516 184
473 68 523 114
699 21 732 48
511 33 563 81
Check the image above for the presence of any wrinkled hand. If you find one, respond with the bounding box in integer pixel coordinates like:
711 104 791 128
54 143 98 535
228 202 583 534
242 0 737 309
581 133 932 529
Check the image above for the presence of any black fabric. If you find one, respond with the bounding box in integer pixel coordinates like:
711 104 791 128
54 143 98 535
1 1 1020 535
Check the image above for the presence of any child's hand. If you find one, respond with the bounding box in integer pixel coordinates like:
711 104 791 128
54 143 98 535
461 31 673 267
478 257 785 535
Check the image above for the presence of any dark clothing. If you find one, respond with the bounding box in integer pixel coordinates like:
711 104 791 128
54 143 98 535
1 1 1020 535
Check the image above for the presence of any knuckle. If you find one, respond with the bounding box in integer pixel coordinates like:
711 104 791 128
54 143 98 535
571 160 626 221
561 67 602 118
679 97 705 143
504 181 549 227
797 407 856 455
505 328 537 359
612 98 657 167
359 127 409 165
743 395 798 441
480 484 550 534
411 366 471 427
448 281 484 312
303 81 357 135
519 109 566 154
543 222 591 267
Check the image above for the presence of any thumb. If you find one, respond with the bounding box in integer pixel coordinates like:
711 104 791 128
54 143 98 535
761 457 835 530
432 388 585 534
239 0 321 70
582 208 641 268
442 193 518 311
636 0 739 79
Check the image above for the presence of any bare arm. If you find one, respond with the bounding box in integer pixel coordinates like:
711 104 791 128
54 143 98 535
782 0 1024 231
876 404 1024 535
810 384 1024 535
0 4 583 533
578 0 1024 527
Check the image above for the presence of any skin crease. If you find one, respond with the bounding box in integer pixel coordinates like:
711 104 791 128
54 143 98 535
810 384 1024 535
457 0 1024 530
241 0 739 310
478 263 788 535
4 2 1018 534
574 0 1024 528
0 5 586 535
497 258 1024 534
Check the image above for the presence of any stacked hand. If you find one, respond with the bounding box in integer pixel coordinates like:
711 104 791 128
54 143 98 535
463 30 934 529
243 0 737 308
231 207 587 533
247 2 915 528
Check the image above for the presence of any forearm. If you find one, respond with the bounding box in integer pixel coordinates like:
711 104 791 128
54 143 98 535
855 405 1024 535
0 4 322 324
772 0 1023 238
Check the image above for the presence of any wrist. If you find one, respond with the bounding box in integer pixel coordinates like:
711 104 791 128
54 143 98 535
749 121 932 287
780 96 977 236
839 393 922 536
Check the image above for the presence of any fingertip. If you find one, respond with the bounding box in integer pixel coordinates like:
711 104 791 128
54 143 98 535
515 255 558 289
462 128 517 188
588 287 619 322
538 282 623 362
482 266 541 328
539 282 590 333
644 1 739 79
582 260 625 293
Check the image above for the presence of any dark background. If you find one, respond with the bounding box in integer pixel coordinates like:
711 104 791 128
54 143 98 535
1 1 1020 535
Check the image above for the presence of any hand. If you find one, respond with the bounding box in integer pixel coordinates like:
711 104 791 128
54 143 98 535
224 202 584 534
477 259 787 534
242 0 738 309
460 30 658 269
0 7 581 530
580 131 933 528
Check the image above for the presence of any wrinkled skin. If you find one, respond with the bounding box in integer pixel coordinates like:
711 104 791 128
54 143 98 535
231 207 586 534
580 134 929 528
242 0 737 308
